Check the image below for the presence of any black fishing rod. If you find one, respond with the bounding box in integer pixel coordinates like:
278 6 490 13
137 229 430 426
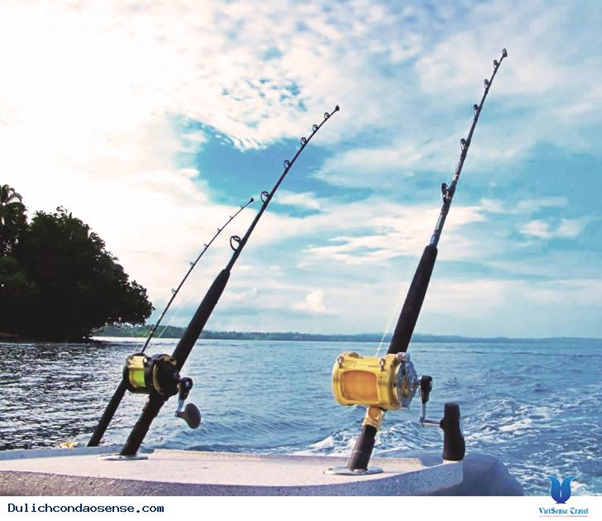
141 197 255 354
88 198 254 447
113 105 339 456
330 50 507 474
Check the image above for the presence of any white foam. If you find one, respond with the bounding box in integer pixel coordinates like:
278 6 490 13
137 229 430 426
499 418 532 433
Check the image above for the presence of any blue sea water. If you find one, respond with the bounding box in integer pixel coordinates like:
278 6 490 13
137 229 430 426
1 338 600 495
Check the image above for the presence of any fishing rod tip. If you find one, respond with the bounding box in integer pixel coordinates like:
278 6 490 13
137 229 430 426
502 48 508 58
249 197 255 203
334 104 340 112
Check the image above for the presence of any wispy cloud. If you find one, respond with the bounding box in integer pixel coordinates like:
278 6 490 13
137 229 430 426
274 191 321 211
481 196 568 215
520 217 592 240
303 203 486 265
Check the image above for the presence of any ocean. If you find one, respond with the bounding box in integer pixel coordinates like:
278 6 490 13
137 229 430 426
1 338 600 495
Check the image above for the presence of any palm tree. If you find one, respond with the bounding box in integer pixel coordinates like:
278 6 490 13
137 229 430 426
0 184 26 255
0 184 24 223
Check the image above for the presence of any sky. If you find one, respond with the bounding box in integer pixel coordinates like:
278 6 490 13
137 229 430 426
1 0 601 338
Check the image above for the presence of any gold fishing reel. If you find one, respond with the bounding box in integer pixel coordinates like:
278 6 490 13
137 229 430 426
123 353 201 429
331 352 419 411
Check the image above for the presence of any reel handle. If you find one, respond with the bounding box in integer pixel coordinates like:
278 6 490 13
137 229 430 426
174 377 202 429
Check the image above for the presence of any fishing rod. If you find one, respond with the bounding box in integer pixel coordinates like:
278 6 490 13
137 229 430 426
104 105 339 457
141 197 255 354
88 198 254 447
329 50 508 474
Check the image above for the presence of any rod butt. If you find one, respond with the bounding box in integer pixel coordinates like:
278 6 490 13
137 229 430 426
347 425 377 471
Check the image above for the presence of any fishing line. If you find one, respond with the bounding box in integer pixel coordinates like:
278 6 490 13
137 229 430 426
375 284 409 357
140 198 254 355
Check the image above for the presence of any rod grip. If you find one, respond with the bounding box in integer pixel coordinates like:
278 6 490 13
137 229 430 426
388 244 438 354
440 402 466 461
88 378 127 446
347 425 377 471
172 268 230 369
120 395 166 456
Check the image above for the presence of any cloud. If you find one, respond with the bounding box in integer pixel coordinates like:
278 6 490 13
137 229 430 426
295 289 328 314
302 203 486 265
274 190 321 211
520 217 591 239
481 196 568 215
312 0 602 190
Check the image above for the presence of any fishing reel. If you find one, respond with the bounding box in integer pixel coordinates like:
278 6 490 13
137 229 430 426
332 352 419 411
124 354 201 429
330 351 465 472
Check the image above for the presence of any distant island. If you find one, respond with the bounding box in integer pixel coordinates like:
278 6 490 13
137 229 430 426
95 324 600 344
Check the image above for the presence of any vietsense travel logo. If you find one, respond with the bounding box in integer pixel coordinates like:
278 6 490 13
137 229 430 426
548 476 574 504
538 476 589 518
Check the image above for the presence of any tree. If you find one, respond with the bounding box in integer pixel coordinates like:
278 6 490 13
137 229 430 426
3 205 153 341
0 256 40 334
0 184 27 255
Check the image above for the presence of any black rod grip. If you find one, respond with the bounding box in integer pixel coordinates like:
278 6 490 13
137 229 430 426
440 402 466 461
88 377 127 446
388 244 438 354
347 425 377 471
120 395 166 456
172 268 230 369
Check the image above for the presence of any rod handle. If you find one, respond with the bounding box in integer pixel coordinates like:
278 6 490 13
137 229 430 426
388 244 438 354
347 425 377 471
88 378 127 446
120 395 166 456
440 402 466 461
171 268 230 369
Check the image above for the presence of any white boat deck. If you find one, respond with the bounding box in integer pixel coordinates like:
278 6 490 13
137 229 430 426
0 447 463 496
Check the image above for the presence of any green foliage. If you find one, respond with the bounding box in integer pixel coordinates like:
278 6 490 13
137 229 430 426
0 256 40 333
0 187 153 341
0 184 27 256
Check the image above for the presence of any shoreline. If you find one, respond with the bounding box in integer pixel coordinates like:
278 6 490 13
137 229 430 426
2 331 601 345
0 332 98 344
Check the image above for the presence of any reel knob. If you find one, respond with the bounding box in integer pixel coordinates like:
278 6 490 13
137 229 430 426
177 403 202 429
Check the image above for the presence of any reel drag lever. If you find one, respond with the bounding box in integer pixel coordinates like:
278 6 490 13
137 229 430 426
419 375 438 426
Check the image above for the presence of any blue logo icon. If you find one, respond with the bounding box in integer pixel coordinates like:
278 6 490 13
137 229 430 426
547 476 574 504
